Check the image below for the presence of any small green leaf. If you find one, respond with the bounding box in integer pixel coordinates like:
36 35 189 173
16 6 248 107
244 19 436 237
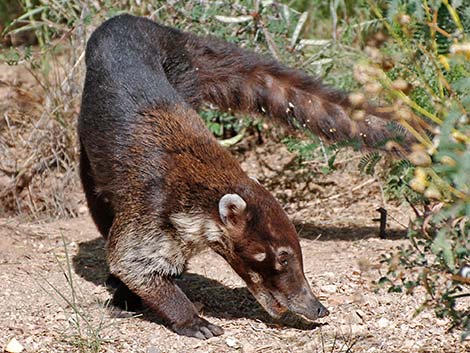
431 230 455 271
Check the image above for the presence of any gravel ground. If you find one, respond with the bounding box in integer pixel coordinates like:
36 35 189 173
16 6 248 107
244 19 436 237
1 144 469 353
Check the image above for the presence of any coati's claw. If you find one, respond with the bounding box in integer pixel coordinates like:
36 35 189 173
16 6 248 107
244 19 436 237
172 317 223 339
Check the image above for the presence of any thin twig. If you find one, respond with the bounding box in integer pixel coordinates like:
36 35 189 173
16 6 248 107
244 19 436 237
325 178 375 200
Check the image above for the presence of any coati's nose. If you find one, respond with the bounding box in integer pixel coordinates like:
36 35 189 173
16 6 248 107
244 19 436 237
316 303 330 318
290 283 330 321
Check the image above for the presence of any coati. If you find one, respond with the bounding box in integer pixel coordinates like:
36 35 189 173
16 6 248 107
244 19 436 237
78 14 408 339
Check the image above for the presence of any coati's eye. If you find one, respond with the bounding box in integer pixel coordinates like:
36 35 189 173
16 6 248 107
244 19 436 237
278 251 289 266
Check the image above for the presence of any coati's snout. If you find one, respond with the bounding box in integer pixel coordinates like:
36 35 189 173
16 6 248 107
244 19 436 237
217 190 329 322
242 247 330 322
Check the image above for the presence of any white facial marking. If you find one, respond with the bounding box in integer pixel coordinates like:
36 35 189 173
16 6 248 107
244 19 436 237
253 252 266 262
277 246 294 255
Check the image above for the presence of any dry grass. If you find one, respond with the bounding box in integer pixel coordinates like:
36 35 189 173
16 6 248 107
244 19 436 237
0 0 306 219
0 5 93 218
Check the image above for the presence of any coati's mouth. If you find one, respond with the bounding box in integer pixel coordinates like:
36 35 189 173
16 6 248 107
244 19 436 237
249 288 288 319
249 286 329 322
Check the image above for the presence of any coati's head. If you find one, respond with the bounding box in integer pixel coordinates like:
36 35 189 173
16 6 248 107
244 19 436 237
214 180 329 322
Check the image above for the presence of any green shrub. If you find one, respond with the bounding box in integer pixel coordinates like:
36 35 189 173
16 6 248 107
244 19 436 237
280 0 470 338
367 0 470 340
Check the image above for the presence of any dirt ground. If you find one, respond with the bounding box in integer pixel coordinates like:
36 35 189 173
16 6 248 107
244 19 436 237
1 55 469 353
1 140 469 353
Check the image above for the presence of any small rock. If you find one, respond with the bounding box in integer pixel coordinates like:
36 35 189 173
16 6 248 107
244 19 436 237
55 312 67 321
328 294 349 305
321 285 337 294
352 292 365 303
379 296 392 304
323 272 336 278
5 338 24 353
377 317 390 328
420 312 432 320
147 346 161 353
403 339 420 350
241 340 256 353
339 324 366 335
399 324 409 332
226 337 239 348
350 324 366 335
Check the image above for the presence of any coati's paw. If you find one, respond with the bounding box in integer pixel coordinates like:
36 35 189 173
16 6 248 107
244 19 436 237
172 317 224 339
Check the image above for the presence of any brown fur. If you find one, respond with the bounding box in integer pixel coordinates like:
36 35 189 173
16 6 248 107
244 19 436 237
78 14 413 338
184 35 411 151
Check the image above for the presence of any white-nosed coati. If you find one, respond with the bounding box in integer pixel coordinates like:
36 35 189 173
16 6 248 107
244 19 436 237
78 14 410 339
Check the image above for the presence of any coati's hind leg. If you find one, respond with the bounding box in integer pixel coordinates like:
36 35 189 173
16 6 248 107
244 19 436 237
106 274 143 311
79 142 114 238
80 145 143 309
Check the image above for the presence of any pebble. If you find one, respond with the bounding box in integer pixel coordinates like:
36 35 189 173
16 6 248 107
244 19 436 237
339 324 366 335
321 285 337 293
334 294 351 305
420 312 432 320
241 341 256 353
55 312 66 321
226 337 240 348
323 272 336 278
377 317 390 328
5 338 24 353
403 339 419 350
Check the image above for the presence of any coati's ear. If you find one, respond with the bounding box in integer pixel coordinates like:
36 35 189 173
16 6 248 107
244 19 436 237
219 194 247 226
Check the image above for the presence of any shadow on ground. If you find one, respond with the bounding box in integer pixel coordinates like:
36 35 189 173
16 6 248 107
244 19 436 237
294 222 407 241
72 237 321 330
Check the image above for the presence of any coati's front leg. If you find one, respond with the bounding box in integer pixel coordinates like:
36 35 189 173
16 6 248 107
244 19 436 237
135 276 223 339
107 222 223 339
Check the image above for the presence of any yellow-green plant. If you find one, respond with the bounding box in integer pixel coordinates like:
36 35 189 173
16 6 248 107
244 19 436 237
367 0 470 339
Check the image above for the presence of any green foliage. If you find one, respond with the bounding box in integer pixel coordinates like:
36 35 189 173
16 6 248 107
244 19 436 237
281 0 469 337
199 109 259 140
0 0 22 27
283 135 321 162
366 0 470 339
383 159 426 205
359 152 382 175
